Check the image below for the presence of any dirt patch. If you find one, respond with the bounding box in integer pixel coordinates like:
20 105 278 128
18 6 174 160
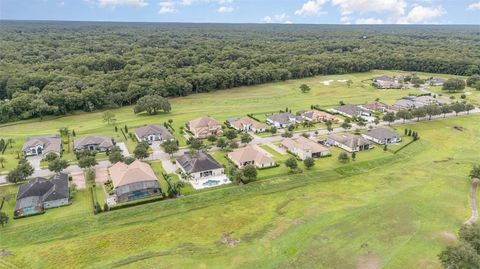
95 167 110 184
322 80 333 86
220 233 240 247
70 172 85 190
0 250 12 257
453 126 464 132
357 253 381 269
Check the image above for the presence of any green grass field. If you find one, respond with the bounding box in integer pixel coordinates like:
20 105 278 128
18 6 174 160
0 70 479 268
1 70 478 175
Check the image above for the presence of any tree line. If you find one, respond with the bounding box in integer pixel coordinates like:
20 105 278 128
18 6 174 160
1 22 480 123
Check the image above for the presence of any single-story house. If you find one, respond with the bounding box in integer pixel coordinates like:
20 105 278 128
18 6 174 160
187 116 223 139
74 136 114 152
22 135 62 157
281 136 330 160
176 152 225 180
228 145 276 168
362 128 402 145
108 160 162 203
266 112 303 128
428 78 446 86
14 173 70 217
326 133 373 153
332 104 375 122
135 125 174 144
373 76 402 89
360 101 397 113
229 117 266 133
393 98 420 110
300 110 340 123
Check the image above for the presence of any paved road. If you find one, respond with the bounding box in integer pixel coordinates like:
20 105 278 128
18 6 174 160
1 108 479 185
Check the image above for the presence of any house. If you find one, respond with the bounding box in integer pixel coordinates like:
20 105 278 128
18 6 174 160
108 160 162 203
177 152 226 180
14 173 70 217
228 145 276 168
187 116 223 139
428 77 446 86
22 135 62 157
373 76 402 89
300 110 340 123
135 125 174 144
332 104 375 122
393 98 420 110
266 112 303 128
393 96 449 110
73 136 114 152
361 101 397 113
281 136 330 160
362 128 402 145
326 133 373 152
229 117 266 133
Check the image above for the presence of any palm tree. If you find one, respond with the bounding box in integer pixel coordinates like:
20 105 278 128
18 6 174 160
0 157 5 168
7 138 15 149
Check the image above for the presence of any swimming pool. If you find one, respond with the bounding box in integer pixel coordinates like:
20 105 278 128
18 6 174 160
203 179 220 187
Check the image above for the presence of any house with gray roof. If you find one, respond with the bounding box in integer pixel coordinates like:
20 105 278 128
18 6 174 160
428 77 446 86
266 112 303 129
176 152 225 181
362 128 402 145
326 133 373 153
135 125 174 144
22 135 62 157
331 104 375 122
14 173 70 218
74 136 114 152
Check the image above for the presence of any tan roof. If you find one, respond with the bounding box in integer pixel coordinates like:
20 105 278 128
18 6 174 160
302 110 338 121
281 136 329 153
231 117 265 130
228 145 274 166
188 116 221 129
108 160 158 188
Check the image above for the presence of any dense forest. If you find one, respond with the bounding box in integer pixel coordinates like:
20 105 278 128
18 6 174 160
0 21 479 123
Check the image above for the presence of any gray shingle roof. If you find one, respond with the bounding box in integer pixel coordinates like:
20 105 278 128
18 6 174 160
363 128 400 141
22 135 61 154
335 104 369 117
15 173 69 210
176 152 222 173
73 136 114 150
328 133 372 149
267 112 302 124
135 125 173 140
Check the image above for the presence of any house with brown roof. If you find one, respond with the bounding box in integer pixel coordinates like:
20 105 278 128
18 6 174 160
187 116 223 139
373 76 402 89
134 125 174 144
108 160 161 203
281 136 330 160
360 101 397 113
74 136 114 152
326 133 373 153
22 135 62 157
300 110 340 123
228 117 266 133
228 145 276 168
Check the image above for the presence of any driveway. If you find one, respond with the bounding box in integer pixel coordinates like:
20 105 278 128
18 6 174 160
27 156 42 171
116 142 130 157
70 171 86 190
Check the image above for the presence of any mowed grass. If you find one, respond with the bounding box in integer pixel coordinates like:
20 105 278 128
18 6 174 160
0 115 479 268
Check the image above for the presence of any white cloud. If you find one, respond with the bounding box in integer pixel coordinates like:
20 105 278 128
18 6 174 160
263 13 292 24
159 1 176 13
331 0 406 17
180 0 232 5
397 5 446 24
217 6 234 13
295 0 327 16
355 17 383 24
94 0 148 8
468 1 480 10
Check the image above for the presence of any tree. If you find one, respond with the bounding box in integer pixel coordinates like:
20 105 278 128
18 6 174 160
240 133 252 144
424 104 441 120
412 107 427 121
0 156 5 168
340 121 351 130
470 164 480 179
108 147 124 164
207 134 217 143
162 140 179 156
0 211 9 228
439 242 480 269
242 164 257 183
7 159 34 183
48 159 69 172
383 112 396 125
229 140 239 149
134 95 171 115
270 127 277 134
43 152 59 162
102 111 117 125
225 130 238 140
467 74 480 87
300 84 311 93
216 138 228 150
466 103 475 115
325 120 333 133
441 105 453 118
451 102 466 116
303 157 315 169
351 151 356 161
285 157 298 171
133 142 150 159
338 152 350 163
0 138 5 152
78 156 97 169
396 110 413 123
442 78 466 93
188 138 204 150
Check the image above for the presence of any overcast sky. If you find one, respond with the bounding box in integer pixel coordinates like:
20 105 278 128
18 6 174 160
1 0 479 24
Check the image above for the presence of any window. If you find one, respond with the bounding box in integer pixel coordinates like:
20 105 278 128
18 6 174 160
200 171 213 177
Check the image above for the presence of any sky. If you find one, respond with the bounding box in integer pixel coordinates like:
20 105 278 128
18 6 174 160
1 0 479 24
